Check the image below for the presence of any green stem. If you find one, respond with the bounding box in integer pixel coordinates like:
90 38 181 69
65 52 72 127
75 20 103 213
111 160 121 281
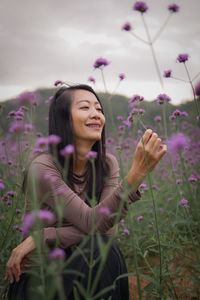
141 14 164 90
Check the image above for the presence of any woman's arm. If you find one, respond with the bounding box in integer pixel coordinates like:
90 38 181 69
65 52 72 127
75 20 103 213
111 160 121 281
5 225 85 283
28 129 166 235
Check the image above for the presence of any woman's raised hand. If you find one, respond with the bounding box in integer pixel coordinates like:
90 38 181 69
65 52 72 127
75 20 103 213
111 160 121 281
127 129 167 188
5 236 35 283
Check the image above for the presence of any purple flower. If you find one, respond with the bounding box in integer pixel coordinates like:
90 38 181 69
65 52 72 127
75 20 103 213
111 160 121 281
93 58 110 69
16 209 21 214
9 122 24 133
168 4 179 13
50 248 66 259
188 176 197 182
163 70 172 78
178 198 189 208
88 76 96 83
122 22 132 31
123 228 130 235
0 182 5 190
24 123 35 131
48 135 61 145
99 207 111 216
16 91 36 105
35 137 49 148
177 54 189 63
54 80 63 86
194 81 200 97
167 197 173 203
133 1 148 13
137 216 143 222
13 225 20 231
22 210 55 235
176 179 182 184
130 94 144 103
60 144 74 156
139 183 146 189
157 94 171 104
168 132 190 154
119 73 125 80
154 116 162 122
117 116 123 121
85 151 97 159
22 212 36 235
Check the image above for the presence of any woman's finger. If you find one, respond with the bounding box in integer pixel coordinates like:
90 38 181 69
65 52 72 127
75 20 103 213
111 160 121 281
153 138 162 153
140 129 153 145
147 132 158 148
157 144 167 159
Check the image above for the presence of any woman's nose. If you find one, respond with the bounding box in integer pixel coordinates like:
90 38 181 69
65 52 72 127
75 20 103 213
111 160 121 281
89 107 100 118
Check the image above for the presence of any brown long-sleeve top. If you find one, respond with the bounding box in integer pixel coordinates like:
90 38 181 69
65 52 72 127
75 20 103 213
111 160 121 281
22 152 141 269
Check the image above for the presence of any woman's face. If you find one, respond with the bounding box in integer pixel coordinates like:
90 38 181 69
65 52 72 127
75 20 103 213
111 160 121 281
70 89 105 145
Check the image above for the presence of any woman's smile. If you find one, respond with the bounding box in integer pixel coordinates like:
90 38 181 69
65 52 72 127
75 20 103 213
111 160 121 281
71 89 105 144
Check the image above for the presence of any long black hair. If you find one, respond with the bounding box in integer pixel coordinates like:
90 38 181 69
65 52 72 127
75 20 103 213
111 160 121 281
23 84 109 202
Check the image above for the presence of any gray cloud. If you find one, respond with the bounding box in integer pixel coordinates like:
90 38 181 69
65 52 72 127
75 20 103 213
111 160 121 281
0 0 199 103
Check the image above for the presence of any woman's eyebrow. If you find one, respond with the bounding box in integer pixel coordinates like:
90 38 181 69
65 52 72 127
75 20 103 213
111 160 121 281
76 100 100 105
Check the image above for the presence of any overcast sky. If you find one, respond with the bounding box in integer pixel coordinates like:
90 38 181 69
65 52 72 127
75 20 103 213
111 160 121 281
0 0 199 104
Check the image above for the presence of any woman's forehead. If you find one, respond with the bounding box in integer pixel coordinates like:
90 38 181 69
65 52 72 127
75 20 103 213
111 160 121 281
72 89 100 105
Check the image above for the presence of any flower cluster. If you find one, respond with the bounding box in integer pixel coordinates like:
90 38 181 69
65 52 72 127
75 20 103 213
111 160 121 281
169 109 188 120
168 132 190 154
122 22 132 31
133 1 149 13
22 210 55 235
88 77 96 83
157 94 171 105
60 144 74 156
163 70 172 78
194 81 200 97
168 4 179 13
177 54 189 63
93 58 110 69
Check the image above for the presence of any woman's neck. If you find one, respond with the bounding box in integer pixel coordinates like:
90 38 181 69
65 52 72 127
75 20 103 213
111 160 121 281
73 142 93 174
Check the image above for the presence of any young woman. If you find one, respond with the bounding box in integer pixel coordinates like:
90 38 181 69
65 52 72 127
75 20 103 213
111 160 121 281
5 84 167 299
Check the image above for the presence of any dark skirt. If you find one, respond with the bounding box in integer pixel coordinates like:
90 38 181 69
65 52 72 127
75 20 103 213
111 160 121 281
7 235 129 300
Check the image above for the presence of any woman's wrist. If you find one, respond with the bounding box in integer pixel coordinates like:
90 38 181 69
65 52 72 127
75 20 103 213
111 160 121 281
126 169 146 192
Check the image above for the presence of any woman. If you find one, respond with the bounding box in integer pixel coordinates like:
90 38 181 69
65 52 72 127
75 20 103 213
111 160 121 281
5 84 167 299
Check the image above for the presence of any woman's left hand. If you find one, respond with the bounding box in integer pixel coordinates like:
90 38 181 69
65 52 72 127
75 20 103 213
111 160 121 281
5 236 35 283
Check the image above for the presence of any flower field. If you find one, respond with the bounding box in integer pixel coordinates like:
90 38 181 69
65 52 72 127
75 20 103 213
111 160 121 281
0 1 200 299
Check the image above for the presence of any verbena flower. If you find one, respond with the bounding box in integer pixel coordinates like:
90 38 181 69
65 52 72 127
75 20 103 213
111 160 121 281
35 137 49 148
177 54 189 63
54 80 63 86
130 94 144 103
93 58 110 69
119 73 125 80
178 198 189 209
188 175 197 182
60 144 74 156
50 248 66 259
9 122 24 133
16 91 36 105
194 81 200 96
117 116 123 121
168 4 179 13
24 123 35 131
133 1 148 13
123 228 130 235
22 210 55 235
48 134 61 145
85 151 97 158
99 207 111 216
0 182 5 190
137 216 143 222
163 70 172 78
122 22 132 31
157 93 171 104
168 132 190 154
154 116 162 122
88 76 96 83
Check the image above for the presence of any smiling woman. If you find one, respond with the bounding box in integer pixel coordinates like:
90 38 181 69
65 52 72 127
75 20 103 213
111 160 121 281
6 84 167 300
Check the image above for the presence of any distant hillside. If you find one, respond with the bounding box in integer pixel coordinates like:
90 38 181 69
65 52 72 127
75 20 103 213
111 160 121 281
0 87 198 137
